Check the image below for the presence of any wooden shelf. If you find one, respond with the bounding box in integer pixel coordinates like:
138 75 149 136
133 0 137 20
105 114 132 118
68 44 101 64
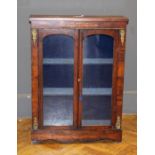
43 58 113 65
84 58 113 65
44 120 72 126
83 88 112 95
43 88 73 96
43 88 112 96
82 119 111 126
43 58 73 65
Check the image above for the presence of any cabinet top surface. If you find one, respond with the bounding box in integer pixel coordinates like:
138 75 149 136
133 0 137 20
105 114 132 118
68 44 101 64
29 15 128 22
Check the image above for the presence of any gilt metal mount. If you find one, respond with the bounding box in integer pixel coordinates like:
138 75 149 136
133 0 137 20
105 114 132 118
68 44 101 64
33 116 38 130
115 116 121 129
119 29 125 46
32 29 37 46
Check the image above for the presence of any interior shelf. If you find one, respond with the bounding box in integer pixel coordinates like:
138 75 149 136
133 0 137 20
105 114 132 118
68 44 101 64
82 119 111 126
43 58 113 65
44 120 72 126
83 88 112 95
43 88 73 96
43 88 112 96
43 58 74 65
84 58 113 65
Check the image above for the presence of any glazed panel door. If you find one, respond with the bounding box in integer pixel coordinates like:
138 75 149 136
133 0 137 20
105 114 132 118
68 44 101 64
79 30 119 127
38 29 79 128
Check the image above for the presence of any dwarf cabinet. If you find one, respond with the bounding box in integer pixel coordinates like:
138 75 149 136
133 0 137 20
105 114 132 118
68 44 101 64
29 15 128 142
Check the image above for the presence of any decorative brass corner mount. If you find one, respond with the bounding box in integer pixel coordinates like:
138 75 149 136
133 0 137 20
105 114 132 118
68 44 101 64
33 116 38 130
119 29 125 46
32 29 37 46
115 116 121 129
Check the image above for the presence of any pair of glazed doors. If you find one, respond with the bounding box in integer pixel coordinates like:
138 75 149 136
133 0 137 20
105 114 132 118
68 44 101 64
37 28 120 129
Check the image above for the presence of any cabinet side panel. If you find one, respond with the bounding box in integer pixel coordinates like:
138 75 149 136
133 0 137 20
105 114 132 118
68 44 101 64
115 29 127 129
111 30 119 127
31 28 39 130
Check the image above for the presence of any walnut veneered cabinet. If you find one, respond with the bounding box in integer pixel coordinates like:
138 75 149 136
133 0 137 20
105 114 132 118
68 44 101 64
29 15 128 142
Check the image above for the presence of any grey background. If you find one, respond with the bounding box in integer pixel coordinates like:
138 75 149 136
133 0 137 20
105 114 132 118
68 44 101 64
17 0 137 118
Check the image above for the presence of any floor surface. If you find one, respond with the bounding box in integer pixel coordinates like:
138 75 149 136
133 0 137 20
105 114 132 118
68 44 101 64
17 115 137 155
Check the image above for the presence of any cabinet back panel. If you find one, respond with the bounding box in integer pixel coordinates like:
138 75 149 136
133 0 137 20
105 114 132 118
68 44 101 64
84 35 114 58
43 65 73 87
43 35 74 58
83 65 113 88
82 96 112 119
43 96 73 126
82 96 111 126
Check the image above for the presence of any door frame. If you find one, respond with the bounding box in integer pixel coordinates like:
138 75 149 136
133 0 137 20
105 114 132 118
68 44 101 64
78 29 120 129
37 29 79 129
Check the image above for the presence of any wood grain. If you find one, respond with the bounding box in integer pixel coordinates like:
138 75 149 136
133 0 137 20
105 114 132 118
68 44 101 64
29 15 128 22
31 28 39 130
29 15 128 29
17 115 137 155
30 16 128 142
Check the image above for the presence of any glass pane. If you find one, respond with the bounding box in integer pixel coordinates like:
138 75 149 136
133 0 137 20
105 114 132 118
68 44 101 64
43 35 74 58
43 35 74 126
83 65 113 88
82 34 114 126
43 65 73 87
84 34 113 58
82 96 112 126
43 96 73 126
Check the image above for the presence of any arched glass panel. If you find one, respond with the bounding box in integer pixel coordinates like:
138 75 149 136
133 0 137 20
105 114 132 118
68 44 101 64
43 35 74 126
43 35 74 58
82 34 114 126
